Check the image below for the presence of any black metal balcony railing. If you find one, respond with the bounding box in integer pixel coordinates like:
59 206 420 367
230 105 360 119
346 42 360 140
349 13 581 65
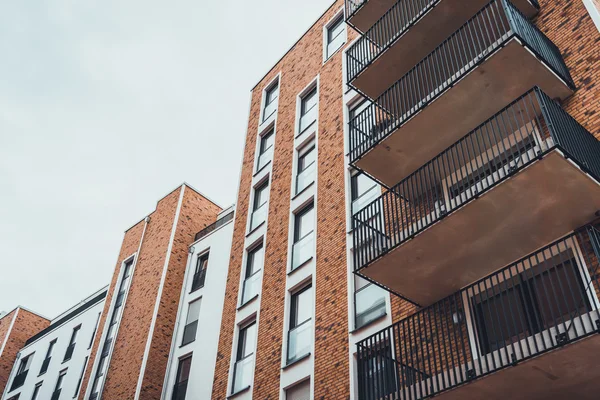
190 268 207 292
194 211 234 242
63 343 75 362
345 0 368 23
39 357 51 375
10 370 28 391
348 0 574 164
357 226 600 400
346 0 540 86
172 380 189 400
352 87 600 273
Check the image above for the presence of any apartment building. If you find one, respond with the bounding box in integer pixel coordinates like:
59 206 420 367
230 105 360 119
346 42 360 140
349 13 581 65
2 1 600 400
1 289 107 400
212 0 600 399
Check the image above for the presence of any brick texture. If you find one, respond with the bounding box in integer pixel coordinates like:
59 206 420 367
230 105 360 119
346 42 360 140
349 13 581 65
78 184 220 400
0 309 50 394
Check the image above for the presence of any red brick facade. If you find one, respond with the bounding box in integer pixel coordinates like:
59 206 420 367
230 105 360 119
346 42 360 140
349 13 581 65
0 309 50 395
78 184 221 400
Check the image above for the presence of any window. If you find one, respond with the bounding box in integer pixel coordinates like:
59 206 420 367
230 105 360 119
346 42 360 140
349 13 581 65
299 87 318 133
74 357 87 397
291 203 315 270
257 128 275 171
288 285 313 363
232 322 256 393
250 181 269 231
325 14 346 59
90 258 134 400
349 99 372 147
172 356 192 400
357 339 398 399
354 276 386 329
40 339 56 375
286 380 310 400
263 82 279 122
89 312 101 349
296 144 316 195
351 172 378 214
11 353 33 391
7 395 20 400
182 299 201 346
191 253 209 292
63 325 80 362
31 382 42 400
242 244 264 305
51 370 67 400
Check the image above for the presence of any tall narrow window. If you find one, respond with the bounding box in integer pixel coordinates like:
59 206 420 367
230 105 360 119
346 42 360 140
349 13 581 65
63 325 80 362
74 356 88 397
263 82 279 122
291 203 315 270
232 322 256 393
286 380 310 400
349 99 371 146
51 369 67 400
89 258 134 400
10 353 33 391
242 244 264 305
31 382 43 400
250 181 269 231
40 339 56 375
257 128 275 171
287 285 313 364
296 144 316 195
181 299 201 346
191 253 209 292
325 14 345 59
299 88 318 133
88 312 101 349
354 276 386 329
172 355 192 400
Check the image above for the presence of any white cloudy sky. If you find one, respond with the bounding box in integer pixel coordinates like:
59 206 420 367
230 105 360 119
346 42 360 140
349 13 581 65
0 0 332 319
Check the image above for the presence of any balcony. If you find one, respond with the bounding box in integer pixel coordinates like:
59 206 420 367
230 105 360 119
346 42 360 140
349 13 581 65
352 88 600 305
346 0 398 33
348 0 574 186
346 0 539 98
357 226 600 400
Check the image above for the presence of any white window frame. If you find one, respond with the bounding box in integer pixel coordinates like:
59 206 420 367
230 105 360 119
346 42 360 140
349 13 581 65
323 8 347 62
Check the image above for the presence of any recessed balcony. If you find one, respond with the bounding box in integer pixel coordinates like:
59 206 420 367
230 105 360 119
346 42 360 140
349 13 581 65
356 226 600 400
348 0 574 186
347 0 539 98
352 88 600 305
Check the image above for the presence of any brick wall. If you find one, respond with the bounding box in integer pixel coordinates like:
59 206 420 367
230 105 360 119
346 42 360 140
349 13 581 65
0 309 50 394
78 184 220 399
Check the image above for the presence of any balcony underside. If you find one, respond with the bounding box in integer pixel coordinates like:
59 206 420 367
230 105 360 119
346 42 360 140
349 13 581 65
347 0 397 33
359 150 600 306
438 333 600 400
355 39 573 186
351 0 539 98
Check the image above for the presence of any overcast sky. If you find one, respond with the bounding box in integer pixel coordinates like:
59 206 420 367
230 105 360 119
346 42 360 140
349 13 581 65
0 0 333 319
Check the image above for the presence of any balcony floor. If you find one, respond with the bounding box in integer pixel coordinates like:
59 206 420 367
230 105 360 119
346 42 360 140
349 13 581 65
359 150 600 306
351 0 539 98
439 333 600 400
347 0 397 33
355 39 573 186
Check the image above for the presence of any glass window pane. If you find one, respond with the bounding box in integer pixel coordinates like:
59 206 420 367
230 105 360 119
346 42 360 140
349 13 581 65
186 299 201 324
260 130 275 154
254 183 269 210
295 205 314 241
298 146 316 172
177 356 192 383
247 245 264 277
292 286 313 327
301 89 317 115
266 84 279 105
